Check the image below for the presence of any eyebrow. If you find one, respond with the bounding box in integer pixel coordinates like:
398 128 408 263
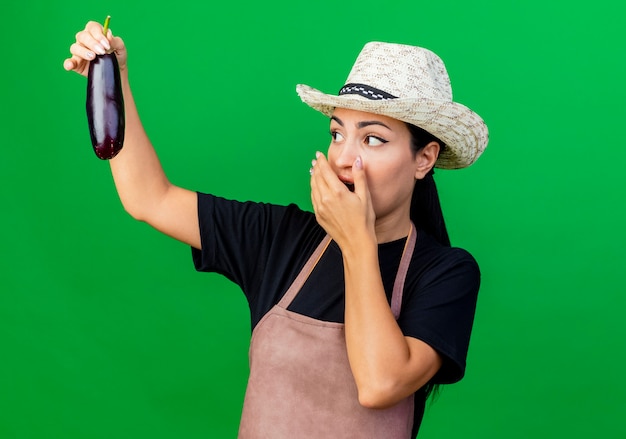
331 116 392 131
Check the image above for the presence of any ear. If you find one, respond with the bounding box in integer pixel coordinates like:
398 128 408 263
414 141 440 179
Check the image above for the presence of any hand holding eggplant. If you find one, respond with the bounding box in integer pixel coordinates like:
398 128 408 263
64 17 126 159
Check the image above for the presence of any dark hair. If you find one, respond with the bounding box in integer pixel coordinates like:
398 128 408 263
406 123 450 247
406 123 449 404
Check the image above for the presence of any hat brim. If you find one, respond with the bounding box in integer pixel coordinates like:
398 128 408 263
296 84 488 169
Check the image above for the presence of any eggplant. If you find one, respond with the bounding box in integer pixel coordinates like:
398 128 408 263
86 17 125 160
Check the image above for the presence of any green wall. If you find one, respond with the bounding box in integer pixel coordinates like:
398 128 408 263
2 1 625 437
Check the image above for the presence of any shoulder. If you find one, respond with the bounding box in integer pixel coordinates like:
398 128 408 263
412 231 480 284
197 192 317 234
194 193 322 270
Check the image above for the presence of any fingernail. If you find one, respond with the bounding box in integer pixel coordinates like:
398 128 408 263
94 44 106 55
355 156 363 169
86 51 95 59
100 38 110 50
315 151 321 158
311 159 317 167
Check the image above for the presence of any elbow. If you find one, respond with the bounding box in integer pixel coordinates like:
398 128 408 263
356 382 402 410
120 200 146 222
118 191 164 223
116 180 173 223
120 198 157 225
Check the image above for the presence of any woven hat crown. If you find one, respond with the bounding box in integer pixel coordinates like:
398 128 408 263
344 42 453 102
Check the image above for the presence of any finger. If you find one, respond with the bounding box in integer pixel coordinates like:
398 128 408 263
352 155 369 201
311 154 340 214
63 57 79 71
63 42 95 73
313 152 345 193
69 42 96 61
310 152 326 193
85 21 112 51
76 27 108 56
310 153 334 216
110 35 125 53
310 169 323 218
309 155 325 208
76 33 107 56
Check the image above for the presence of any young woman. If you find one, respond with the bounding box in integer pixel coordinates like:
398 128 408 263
64 21 488 438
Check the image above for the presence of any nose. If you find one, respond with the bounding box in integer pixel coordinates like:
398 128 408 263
332 139 359 169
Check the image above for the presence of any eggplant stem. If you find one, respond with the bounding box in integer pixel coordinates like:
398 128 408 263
102 15 111 36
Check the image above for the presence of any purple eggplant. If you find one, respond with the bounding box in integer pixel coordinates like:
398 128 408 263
86 18 125 160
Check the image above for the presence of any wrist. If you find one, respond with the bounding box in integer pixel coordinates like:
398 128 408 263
339 229 378 262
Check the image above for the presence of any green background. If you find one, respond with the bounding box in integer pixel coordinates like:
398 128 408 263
2 0 625 437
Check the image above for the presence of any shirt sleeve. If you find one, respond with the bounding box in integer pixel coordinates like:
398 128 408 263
191 192 290 292
398 247 481 384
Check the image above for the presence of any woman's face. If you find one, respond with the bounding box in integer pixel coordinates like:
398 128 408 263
327 108 421 223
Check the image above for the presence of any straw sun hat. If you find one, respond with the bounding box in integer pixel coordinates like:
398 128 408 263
296 42 489 169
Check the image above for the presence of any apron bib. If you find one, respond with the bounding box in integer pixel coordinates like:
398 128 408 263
238 224 417 438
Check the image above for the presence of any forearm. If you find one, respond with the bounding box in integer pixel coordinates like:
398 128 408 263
343 238 440 409
109 70 171 221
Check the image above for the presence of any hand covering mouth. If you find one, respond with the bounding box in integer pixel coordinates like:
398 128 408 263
339 178 355 192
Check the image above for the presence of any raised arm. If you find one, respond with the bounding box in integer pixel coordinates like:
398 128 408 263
310 152 442 409
64 21 200 249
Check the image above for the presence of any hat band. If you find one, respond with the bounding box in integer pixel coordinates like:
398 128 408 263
338 83 397 100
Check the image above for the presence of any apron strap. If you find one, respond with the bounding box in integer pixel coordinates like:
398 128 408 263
277 234 332 308
390 222 417 320
278 222 416 319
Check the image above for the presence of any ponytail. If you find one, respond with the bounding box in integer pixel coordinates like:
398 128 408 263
406 123 451 247
406 123 450 403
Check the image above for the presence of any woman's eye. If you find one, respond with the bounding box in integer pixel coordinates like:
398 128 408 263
365 135 388 146
331 131 345 142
